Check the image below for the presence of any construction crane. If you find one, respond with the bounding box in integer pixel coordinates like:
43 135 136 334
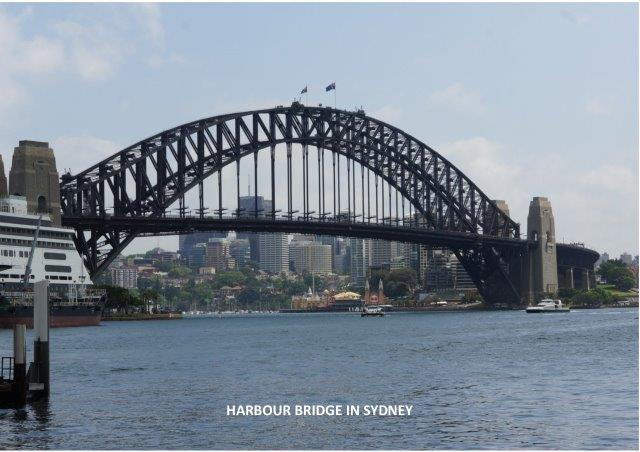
23 215 43 291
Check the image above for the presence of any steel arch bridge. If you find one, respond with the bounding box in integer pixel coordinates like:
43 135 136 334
60 102 532 306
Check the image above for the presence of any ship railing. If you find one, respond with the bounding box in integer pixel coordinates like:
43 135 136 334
2 289 106 307
0 356 14 382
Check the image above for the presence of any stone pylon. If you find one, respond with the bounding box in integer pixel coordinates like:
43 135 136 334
526 197 558 302
9 140 61 225
0 154 7 197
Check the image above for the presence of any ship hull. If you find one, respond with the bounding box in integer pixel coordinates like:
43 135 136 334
0 305 102 328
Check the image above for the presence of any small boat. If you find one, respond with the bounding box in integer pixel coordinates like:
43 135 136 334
361 305 384 317
526 298 570 313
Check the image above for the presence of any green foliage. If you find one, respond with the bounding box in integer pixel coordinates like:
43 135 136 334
211 271 246 288
368 268 419 298
168 265 193 278
597 260 638 291
569 287 612 308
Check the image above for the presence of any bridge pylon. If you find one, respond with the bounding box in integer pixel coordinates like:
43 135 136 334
525 196 558 303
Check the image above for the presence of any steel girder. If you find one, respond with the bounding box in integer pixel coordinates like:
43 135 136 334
60 102 526 305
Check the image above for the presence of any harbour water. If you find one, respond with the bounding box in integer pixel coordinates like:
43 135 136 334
0 309 637 449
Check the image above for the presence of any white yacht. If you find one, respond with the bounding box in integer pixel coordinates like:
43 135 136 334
526 298 570 313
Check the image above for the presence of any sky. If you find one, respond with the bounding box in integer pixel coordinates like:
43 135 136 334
0 2 637 257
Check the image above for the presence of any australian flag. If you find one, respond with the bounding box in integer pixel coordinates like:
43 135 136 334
300 86 307 94
325 82 336 92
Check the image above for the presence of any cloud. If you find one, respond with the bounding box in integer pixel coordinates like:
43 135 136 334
0 9 65 117
429 82 484 113
561 10 591 26
0 5 177 118
133 3 164 45
371 105 402 124
581 164 637 195
52 20 133 82
51 135 121 174
585 97 612 115
437 137 521 201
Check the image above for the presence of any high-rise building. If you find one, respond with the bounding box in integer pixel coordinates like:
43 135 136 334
258 233 289 274
188 243 207 268
450 254 475 290
620 253 633 265
204 239 231 271
349 238 370 287
237 195 274 262
229 239 251 268
425 249 454 291
180 231 227 265
289 241 332 274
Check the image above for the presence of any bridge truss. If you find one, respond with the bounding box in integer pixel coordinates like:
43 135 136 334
60 102 530 306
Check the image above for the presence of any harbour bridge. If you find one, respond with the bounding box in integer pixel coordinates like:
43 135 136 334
58 102 598 307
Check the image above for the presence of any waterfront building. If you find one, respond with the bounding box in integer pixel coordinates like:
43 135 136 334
258 233 289 274
289 241 332 274
111 266 138 289
363 278 385 305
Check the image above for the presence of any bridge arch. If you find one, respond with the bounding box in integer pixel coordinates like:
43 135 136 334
60 102 527 306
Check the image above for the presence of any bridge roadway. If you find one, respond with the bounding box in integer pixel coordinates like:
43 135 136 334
63 214 531 252
63 214 598 292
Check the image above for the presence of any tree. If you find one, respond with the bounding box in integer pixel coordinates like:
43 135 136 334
598 260 637 291
237 288 260 306
168 265 193 278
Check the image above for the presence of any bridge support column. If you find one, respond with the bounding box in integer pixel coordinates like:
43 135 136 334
581 269 591 291
525 197 558 303
565 267 574 289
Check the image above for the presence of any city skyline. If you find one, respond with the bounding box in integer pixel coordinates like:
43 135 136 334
0 3 637 256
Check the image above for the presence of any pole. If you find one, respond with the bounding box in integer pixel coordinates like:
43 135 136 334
13 324 27 408
33 280 50 397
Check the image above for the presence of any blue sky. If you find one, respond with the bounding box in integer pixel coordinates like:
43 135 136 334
0 3 637 256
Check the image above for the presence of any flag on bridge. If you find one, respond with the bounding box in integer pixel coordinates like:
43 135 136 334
300 86 307 94
325 82 336 92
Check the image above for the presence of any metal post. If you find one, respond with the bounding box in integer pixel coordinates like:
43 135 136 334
33 280 50 397
13 324 26 408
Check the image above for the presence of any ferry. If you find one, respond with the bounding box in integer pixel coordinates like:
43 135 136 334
361 305 384 317
0 195 105 328
525 298 570 313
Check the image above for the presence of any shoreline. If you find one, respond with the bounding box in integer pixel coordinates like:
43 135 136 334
102 313 183 321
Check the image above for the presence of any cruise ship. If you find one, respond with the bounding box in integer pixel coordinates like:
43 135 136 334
0 195 105 328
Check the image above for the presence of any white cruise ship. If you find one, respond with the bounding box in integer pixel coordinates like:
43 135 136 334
0 195 105 328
